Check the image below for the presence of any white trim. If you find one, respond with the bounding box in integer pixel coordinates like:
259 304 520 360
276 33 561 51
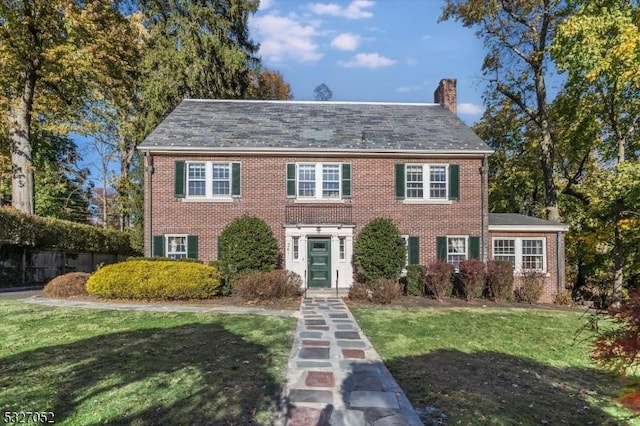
185 161 236 199
165 234 188 259
491 237 547 273
446 235 468 266
295 162 343 201
181 198 233 203
402 199 453 205
489 224 568 232
138 147 494 157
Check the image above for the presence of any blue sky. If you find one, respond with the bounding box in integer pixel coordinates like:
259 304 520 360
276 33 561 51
249 0 487 123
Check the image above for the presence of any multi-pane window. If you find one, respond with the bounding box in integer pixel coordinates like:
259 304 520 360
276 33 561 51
188 163 206 196
322 165 340 198
296 163 342 199
493 239 516 268
492 238 545 272
298 165 316 197
166 236 187 259
212 163 230 196
293 237 299 260
522 239 544 271
406 166 424 198
447 237 467 267
185 161 236 198
339 237 346 260
429 166 447 198
406 164 448 200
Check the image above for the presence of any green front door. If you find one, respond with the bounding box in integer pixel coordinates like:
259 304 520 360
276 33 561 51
308 237 331 287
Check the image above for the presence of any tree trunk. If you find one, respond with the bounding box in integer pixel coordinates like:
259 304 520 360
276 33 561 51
612 200 623 307
9 73 37 215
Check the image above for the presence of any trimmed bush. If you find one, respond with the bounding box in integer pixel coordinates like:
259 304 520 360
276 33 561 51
348 281 370 301
218 216 279 295
515 271 546 304
459 259 486 300
0 207 137 254
487 260 514 302
43 272 90 298
232 270 302 300
369 278 402 304
405 265 425 296
425 261 454 301
353 218 405 283
86 259 222 300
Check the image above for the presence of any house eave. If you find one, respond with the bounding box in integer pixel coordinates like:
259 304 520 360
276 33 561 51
489 225 569 233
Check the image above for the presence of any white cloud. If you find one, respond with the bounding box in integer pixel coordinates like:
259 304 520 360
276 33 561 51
251 14 322 64
340 52 396 69
330 33 360 51
396 84 423 93
458 103 484 115
258 0 274 10
309 0 375 19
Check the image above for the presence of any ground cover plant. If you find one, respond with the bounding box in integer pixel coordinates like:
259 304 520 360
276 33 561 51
0 300 295 425
352 307 637 424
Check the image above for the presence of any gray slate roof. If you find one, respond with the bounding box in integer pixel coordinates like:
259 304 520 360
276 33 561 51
489 213 567 228
139 100 491 153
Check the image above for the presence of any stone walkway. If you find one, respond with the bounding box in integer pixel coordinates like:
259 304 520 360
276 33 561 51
280 296 422 426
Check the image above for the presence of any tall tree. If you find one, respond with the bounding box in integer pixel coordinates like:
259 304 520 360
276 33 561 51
138 0 260 135
552 0 640 302
441 0 571 221
0 0 142 214
248 69 293 100
314 83 333 101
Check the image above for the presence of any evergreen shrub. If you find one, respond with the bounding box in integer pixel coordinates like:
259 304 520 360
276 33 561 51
487 260 514 302
86 259 222 300
353 218 405 283
459 259 486 300
425 261 454 301
405 264 425 296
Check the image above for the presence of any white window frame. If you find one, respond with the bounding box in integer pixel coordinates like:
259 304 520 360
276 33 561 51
296 162 342 200
491 237 547 273
293 237 300 261
405 164 449 200
401 235 410 267
185 161 233 199
446 235 468 268
339 237 346 261
166 234 188 259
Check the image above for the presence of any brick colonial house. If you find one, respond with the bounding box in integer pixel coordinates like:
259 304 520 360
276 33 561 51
138 79 568 302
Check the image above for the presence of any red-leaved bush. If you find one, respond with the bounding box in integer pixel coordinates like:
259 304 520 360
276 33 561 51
592 289 640 412
459 259 485 300
486 261 514 302
424 261 454 301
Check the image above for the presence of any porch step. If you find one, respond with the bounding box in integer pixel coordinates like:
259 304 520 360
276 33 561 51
303 288 350 298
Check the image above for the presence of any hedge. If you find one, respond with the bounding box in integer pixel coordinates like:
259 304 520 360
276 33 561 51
86 259 222 300
0 207 137 255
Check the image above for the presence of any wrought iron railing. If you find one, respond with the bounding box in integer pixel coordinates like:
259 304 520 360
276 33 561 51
285 204 353 225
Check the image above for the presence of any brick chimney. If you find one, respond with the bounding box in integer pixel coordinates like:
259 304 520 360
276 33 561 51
434 79 457 115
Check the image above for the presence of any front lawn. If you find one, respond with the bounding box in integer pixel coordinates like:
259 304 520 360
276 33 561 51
352 307 637 425
0 300 295 425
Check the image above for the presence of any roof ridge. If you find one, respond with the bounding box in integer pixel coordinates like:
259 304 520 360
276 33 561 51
182 99 442 107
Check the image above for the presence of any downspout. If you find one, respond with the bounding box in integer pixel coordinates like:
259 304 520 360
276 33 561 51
556 231 563 293
480 154 489 262
145 151 154 257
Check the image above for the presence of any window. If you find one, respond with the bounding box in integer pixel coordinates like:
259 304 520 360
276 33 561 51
182 161 240 199
447 236 467 268
294 163 343 200
339 237 345 260
492 238 546 272
293 237 299 260
493 239 516 268
406 164 448 200
166 236 187 259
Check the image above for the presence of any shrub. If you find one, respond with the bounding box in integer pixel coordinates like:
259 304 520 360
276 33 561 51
554 289 573 306
405 265 425 296
86 259 222 300
369 278 402 304
0 207 138 255
232 270 301 300
459 259 486 300
425 261 454 301
353 218 405 283
515 271 546 304
348 281 371 301
43 272 90 298
486 260 514 302
218 216 279 295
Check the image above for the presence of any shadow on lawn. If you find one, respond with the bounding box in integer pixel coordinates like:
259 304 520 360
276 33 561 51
385 349 632 425
0 323 283 425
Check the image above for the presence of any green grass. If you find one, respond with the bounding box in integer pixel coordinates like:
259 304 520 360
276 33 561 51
353 307 638 425
0 300 295 425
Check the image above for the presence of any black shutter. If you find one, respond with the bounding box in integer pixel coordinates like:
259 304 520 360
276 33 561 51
174 161 186 198
341 163 351 198
395 163 405 199
286 163 296 197
469 236 480 259
187 235 198 259
408 236 420 265
436 236 447 261
153 235 165 257
448 164 460 200
231 162 241 196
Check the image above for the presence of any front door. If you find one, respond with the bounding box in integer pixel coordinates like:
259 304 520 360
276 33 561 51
308 237 331 287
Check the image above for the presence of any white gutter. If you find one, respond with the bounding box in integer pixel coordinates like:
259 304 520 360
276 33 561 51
489 224 569 232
